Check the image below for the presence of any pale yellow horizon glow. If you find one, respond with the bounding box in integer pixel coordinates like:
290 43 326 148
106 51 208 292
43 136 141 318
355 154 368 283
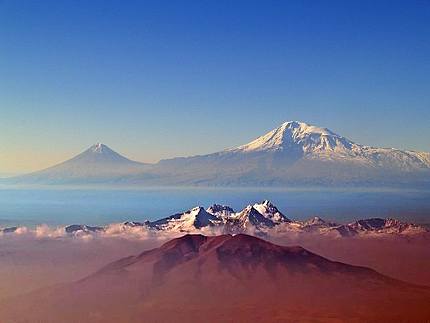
0 152 69 174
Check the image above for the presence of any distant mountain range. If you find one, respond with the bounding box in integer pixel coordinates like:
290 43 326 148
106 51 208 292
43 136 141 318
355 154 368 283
3 200 426 238
5 121 430 187
117 200 427 237
2 233 430 322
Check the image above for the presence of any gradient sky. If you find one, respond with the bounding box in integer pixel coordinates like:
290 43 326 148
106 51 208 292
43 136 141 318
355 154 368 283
1 0 429 174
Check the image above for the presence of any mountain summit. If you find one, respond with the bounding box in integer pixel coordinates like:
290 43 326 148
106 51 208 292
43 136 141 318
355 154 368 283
231 121 430 168
9 143 147 184
71 143 140 164
232 121 354 153
90 143 108 153
149 121 430 187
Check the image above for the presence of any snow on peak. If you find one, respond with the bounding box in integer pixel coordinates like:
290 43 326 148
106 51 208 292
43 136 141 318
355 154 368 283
234 205 277 229
85 143 120 156
102 201 429 237
281 121 336 136
147 202 290 233
90 143 107 153
36 202 428 238
182 206 217 229
232 121 354 153
75 143 146 167
206 204 235 218
253 200 291 223
147 206 220 232
304 216 327 226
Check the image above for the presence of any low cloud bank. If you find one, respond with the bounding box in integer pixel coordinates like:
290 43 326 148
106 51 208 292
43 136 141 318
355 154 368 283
0 223 233 241
1 221 428 243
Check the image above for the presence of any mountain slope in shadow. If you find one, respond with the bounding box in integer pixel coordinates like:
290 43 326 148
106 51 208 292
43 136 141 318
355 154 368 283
2 234 430 322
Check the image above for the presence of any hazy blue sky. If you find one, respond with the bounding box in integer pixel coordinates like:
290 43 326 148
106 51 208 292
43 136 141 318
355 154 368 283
1 0 429 173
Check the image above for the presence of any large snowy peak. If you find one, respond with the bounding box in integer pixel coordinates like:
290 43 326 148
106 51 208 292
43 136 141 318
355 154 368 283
147 206 221 231
227 121 430 173
137 200 292 233
139 201 290 233
232 205 278 230
232 121 355 154
252 200 291 223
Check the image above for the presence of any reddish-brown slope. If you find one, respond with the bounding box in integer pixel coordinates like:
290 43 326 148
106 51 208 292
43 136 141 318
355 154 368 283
1 234 430 322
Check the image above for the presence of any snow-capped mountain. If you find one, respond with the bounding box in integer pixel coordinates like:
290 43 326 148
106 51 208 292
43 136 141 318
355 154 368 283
3 200 426 238
7 143 148 184
248 121 430 170
5 121 430 187
57 200 427 237
233 121 430 172
224 201 291 232
230 121 355 154
229 121 430 168
298 217 427 237
120 201 292 234
252 200 291 223
229 205 278 231
141 121 430 187
145 206 221 232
